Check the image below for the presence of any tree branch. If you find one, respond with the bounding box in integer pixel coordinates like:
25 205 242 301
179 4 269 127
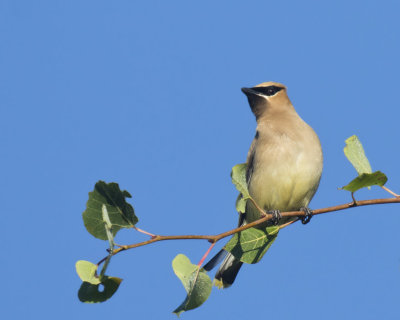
97 196 400 265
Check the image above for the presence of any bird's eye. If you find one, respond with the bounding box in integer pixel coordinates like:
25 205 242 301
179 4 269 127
267 87 275 95
262 86 282 96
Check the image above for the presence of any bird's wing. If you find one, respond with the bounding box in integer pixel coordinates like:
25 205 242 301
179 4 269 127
246 136 257 185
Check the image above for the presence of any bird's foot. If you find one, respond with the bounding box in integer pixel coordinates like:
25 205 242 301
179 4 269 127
268 210 282 225
300 207 313 225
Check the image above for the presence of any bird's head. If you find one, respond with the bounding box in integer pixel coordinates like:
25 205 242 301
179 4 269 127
241 82 293 119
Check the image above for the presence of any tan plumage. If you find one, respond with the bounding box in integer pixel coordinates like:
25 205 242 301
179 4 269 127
244 81 323 223
205 81 323 288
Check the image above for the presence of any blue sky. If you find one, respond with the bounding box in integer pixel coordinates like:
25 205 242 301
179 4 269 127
2 1 400 319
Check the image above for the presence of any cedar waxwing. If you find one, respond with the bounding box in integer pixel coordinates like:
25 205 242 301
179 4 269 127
204 82 323 288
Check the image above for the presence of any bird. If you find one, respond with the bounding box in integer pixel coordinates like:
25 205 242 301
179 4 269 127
204 81 323 288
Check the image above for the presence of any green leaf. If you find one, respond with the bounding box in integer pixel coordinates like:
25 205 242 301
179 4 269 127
341 171 388 192
344 135 372 175
231 163 250 200
76 260 121 303
76 260 101 285
224 226 279 264
232 163 251 215
78 276 122 303
82 181 138 240
235 194 247 214
172 254 212 316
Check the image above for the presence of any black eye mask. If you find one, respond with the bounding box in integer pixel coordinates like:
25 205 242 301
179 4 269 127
251 85 283 96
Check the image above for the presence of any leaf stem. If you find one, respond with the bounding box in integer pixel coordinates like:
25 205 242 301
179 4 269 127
100 255 112 278
351 192 357 205
381 186 400 197
134 226 156 237
278 218 299 229
197 242 216 267
249 197 267 217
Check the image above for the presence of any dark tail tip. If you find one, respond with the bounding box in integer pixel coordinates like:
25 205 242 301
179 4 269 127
214 253 243 288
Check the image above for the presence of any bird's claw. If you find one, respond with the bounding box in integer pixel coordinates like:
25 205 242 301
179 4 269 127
301 207 313 224
268 210 282 225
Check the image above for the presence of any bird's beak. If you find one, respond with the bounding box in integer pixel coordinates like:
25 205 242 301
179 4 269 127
241 87 262 96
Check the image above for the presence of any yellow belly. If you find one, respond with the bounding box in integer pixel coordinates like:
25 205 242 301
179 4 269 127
245 142 322 223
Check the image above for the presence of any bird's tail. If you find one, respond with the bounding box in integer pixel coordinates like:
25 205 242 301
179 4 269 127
204 249 243 288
